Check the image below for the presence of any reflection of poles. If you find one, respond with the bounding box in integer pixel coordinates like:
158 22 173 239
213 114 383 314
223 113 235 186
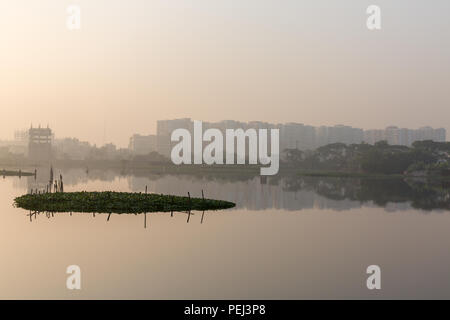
201 190 205 224
144 187 148 228
187 192 191 223
171 196 174 217
27 211 38 221
107 213 111 221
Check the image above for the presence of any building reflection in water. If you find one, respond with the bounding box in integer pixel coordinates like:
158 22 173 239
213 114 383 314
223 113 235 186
21 167 450 213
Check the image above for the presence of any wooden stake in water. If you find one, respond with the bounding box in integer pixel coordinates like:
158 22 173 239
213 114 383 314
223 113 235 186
145 185 147 194
49 166 53 192
171 196 174 217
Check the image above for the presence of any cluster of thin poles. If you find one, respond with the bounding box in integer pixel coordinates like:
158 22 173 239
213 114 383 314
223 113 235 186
29 166 64 195
142 186 207 228
27 177 208 228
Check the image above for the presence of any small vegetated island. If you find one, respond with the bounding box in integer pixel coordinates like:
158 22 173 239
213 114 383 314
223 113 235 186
14 191 235 214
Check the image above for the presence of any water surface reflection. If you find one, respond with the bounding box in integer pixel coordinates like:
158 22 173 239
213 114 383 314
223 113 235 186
18 168 450 213
3 168 450 299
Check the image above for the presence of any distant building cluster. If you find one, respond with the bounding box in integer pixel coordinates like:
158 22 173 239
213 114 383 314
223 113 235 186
53 138 92 160
0 126 54 160
53 139 127 161
1 125 128 162
0 121 447 162
364 126 446 146
130 119 447 158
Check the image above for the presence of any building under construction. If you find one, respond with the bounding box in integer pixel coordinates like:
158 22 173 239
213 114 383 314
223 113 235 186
28 125 53 162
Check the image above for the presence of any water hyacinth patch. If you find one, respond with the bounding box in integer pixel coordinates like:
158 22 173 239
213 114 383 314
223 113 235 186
14 191 235 214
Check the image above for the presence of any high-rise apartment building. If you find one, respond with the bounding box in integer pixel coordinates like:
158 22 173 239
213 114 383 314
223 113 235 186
129 134 157 155
156 118 193 158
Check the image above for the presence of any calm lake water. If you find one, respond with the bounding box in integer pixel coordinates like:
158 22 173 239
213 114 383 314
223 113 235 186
1 167 450 299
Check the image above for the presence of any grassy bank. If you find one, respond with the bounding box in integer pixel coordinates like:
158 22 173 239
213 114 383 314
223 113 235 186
14 191 235 214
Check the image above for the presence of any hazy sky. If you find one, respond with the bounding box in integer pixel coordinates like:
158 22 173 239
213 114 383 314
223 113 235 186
1 0 449 147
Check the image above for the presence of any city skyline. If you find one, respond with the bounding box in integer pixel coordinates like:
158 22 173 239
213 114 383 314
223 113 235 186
1 120 445 162
4 119 449 150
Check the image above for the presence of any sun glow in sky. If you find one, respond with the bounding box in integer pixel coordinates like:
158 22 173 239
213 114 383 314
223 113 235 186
1 0 449 147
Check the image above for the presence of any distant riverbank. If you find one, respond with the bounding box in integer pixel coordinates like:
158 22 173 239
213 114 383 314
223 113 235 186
2 158 449 181
297 171 402 178
1 169 34 177
297 170 450 180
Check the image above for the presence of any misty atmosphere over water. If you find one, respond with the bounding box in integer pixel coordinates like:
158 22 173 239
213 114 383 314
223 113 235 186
1 0 450 302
